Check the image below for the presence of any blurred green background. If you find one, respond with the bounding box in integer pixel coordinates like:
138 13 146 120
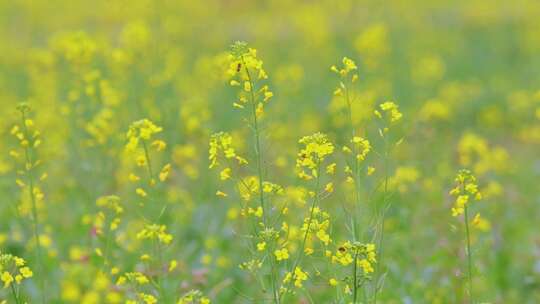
0 0 539 303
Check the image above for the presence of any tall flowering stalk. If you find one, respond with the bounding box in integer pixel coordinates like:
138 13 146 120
211 41 281 302
331 57 371 242
126 119 172 219
327 241 377 303
115 271 157 304
122 118 173 302
371 100 402 302
450 169 488 303
93 195 123 270
0 253 34 304
227 41 273 225
331 57 402 302
332 58 378 302
278 133 335 300
9 103 46 303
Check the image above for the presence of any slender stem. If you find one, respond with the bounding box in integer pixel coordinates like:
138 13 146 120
241 56 279 304
141 140 154 180
280 162 321 302
464 204 473 303
10 283 21 304
294 164 321 267
153 238 166 302
20 111 45 304
343 75 368 304
344 81 361 242
142 139 171 223
101 211 113 272
363 283 368 303
267 241 279 304
373 136 389 304
242 57 267 224
141 139 167 301
353 249 359 303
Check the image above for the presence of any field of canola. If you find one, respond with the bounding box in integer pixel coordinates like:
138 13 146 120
0 1 539 303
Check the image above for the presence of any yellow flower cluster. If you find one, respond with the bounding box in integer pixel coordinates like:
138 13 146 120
274 248 289 261
94 195 123 234
449 169 482 217
177 289 211 304
227 42 273 114
208 132 248 169
0 253 33 288
10 103 48 219
116 272 157 304
471 213 491 231
296 132 335 179
126 293 157 304
282 266 308 288
116 271 149 285
330 241 377 275
125 119 163 152
343 136 371 161
327 240 377 299
125 119 171 201
11 105 42 150
331 57 359 96
136 224 173 245
301 207 332 246
239 259 263 271
375 101 403 123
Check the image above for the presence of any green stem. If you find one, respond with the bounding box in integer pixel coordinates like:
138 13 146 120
142 139 170 223
241 56 279 304
141 139 154 180
373 136 389 304
153 238 166 302
141 135 168 301
464 204 473 303
344 81 361 242
267 241 279 303
101 211 113 271
20 111 46 304
10 283 21 304
353 249 359 303
280 162 321 302
242 57 267 224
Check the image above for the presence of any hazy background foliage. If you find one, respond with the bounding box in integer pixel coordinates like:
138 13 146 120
0 0 539 303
